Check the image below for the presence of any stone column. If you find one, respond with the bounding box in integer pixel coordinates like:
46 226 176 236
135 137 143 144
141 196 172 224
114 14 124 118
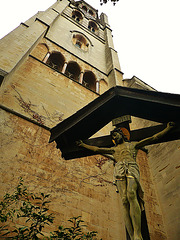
61 62 68 74
79 71 84 84
43 52 50 63
96 80 99 93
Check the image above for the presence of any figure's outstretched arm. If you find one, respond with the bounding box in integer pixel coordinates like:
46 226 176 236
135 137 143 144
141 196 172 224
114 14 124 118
76 140 115 155
135 122 175 149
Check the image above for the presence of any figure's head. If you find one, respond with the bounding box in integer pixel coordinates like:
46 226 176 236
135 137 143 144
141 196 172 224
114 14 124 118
111 127 130 145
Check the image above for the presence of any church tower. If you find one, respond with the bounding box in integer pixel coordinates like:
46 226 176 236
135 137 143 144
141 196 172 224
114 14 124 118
0 0 123 130
0 1 125 239
0 1 179 240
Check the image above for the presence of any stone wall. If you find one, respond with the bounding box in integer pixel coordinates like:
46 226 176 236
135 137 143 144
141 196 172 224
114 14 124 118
137 150 167 239
131 117 180 240
0 56 104 128
148 141 180 240
0 0 179 239
0 109 126 240
1 106 173 239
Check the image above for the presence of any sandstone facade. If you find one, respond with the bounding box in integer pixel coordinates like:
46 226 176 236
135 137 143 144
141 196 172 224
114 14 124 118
0 1 179 239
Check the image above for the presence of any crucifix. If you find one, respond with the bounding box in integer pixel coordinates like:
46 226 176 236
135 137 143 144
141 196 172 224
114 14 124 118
76 117 175 240
49 86 180 240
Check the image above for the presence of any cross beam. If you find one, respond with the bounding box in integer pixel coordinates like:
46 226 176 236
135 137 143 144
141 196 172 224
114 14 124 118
49 86 180 159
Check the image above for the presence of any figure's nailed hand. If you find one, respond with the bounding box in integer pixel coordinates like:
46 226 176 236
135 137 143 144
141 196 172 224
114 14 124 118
167 122 175 128
76 140 83 147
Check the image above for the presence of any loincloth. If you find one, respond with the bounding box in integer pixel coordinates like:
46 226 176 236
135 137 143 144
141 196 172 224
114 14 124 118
113 161 144 210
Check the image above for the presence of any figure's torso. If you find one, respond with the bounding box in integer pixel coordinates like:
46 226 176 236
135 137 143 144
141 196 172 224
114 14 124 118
112 142 138 163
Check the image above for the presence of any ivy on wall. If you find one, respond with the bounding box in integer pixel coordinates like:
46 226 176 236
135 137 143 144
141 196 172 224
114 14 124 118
11 84 64 125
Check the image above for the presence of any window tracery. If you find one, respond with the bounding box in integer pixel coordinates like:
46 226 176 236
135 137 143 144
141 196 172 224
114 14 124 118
72 34 89 51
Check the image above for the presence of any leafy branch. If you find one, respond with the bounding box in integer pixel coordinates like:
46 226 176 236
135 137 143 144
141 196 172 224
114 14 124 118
0 178 101 239
50 216 100 239
0 178 53 239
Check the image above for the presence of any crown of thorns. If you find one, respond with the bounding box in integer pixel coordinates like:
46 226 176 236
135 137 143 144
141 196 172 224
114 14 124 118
111 127 123 135
111 127 130 141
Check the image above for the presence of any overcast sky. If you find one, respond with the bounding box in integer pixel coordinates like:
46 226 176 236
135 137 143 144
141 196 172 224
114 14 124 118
0 0 179 94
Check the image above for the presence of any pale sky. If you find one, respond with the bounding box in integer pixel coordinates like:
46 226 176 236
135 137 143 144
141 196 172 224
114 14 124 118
0 0 179 94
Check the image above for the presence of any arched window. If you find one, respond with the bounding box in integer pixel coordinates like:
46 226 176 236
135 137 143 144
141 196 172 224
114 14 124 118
72 10 83 23
65 61 81 81
88 21 98 33
82 71 96 91
72 34 89 51
46 51 65 72
82 6 87 12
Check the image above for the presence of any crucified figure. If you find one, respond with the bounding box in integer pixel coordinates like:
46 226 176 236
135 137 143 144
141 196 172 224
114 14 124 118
77 122 175 240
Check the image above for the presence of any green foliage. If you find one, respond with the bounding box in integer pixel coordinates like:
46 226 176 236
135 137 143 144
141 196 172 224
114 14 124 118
0 178 54 239
0 178 101 240
50 216 99 240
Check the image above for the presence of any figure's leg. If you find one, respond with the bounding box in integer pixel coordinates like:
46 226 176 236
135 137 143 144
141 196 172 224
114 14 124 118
127 178 142 240
116 180 134 240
